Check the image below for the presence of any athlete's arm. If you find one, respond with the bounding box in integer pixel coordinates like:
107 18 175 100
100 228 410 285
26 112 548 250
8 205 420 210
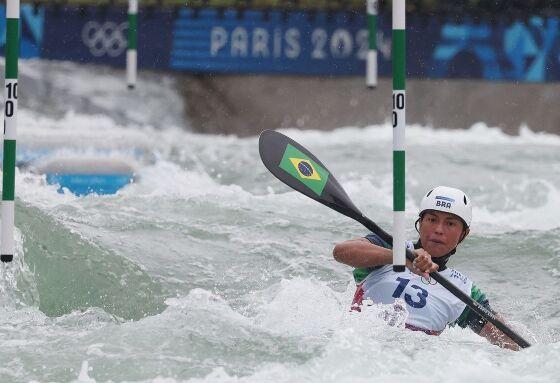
455 284 520 351
333 239 437 277
478 318 520 351
333 238 392 268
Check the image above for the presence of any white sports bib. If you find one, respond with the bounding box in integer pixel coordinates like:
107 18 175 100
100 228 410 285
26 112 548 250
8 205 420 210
361 263 473 332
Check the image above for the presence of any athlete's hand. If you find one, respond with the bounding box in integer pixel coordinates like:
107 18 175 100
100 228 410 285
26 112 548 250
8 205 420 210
407 249 439 278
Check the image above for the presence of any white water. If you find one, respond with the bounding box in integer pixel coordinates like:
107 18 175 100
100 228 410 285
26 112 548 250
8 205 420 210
0 60 559 383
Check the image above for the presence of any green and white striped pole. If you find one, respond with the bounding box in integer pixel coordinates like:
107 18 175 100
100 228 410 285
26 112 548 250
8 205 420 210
1 0 20 263
392 0 406 271
127 0 138 89
366 0 378 88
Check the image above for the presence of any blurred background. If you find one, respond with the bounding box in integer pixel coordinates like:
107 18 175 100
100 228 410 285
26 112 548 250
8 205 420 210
12 0 560 141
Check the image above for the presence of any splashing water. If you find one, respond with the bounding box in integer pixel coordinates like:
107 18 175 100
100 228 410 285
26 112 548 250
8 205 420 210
0 60 559 382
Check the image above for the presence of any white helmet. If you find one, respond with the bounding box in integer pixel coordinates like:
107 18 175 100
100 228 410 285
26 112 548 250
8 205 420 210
419 186 472 227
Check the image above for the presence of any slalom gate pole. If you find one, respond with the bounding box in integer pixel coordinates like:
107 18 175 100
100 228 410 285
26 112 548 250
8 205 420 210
366 0 378 88
127 0 138 89
1 0 20 263
392 0 406 271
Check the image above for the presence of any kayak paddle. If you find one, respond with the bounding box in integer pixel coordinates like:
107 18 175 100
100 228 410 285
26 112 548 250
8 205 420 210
258 129 530 349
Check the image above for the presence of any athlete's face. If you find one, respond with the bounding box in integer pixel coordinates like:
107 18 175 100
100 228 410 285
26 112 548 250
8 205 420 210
418 210 469 257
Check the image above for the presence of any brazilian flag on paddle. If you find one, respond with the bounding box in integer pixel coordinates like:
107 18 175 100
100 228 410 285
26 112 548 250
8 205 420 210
279 144 329 196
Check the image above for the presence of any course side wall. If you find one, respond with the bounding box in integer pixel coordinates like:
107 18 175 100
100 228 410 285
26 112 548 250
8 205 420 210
178 75 560 136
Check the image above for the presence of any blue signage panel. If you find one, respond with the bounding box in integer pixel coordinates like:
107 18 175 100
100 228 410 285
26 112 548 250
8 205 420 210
0 4 44 58
170 9 560 82
430 16 560 82
0 5 557 82
171 9 371 75
42 7 174 69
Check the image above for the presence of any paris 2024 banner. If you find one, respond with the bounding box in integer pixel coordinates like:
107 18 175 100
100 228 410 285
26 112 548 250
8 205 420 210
5 5 560 82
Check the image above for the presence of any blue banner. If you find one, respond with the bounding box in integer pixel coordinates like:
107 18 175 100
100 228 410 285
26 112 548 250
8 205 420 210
430 16 560 82
41 7 174 69
170 10 560 82
0 6 557 82
0 4 44 58
171 9 372 75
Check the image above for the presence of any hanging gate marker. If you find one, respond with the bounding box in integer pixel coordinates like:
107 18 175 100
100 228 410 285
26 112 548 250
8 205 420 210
127 0 138 89
366 0 378 88
392 0 406 271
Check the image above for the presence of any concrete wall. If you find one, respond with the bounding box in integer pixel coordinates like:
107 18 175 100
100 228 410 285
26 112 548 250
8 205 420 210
178 75 560 136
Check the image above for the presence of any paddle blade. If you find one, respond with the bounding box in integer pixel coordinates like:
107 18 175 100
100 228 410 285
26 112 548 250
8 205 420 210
259 130 363 222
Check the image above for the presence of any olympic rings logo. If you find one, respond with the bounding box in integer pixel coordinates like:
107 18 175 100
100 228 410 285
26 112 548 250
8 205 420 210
82 21 128 58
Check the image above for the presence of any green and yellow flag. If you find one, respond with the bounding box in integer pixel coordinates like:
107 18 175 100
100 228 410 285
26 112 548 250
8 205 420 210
279 144 329 196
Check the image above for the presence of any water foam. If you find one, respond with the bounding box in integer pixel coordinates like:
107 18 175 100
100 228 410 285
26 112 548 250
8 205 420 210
474 181 560 232
1 66 558 382
280 123 560 146
18 59 185 129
